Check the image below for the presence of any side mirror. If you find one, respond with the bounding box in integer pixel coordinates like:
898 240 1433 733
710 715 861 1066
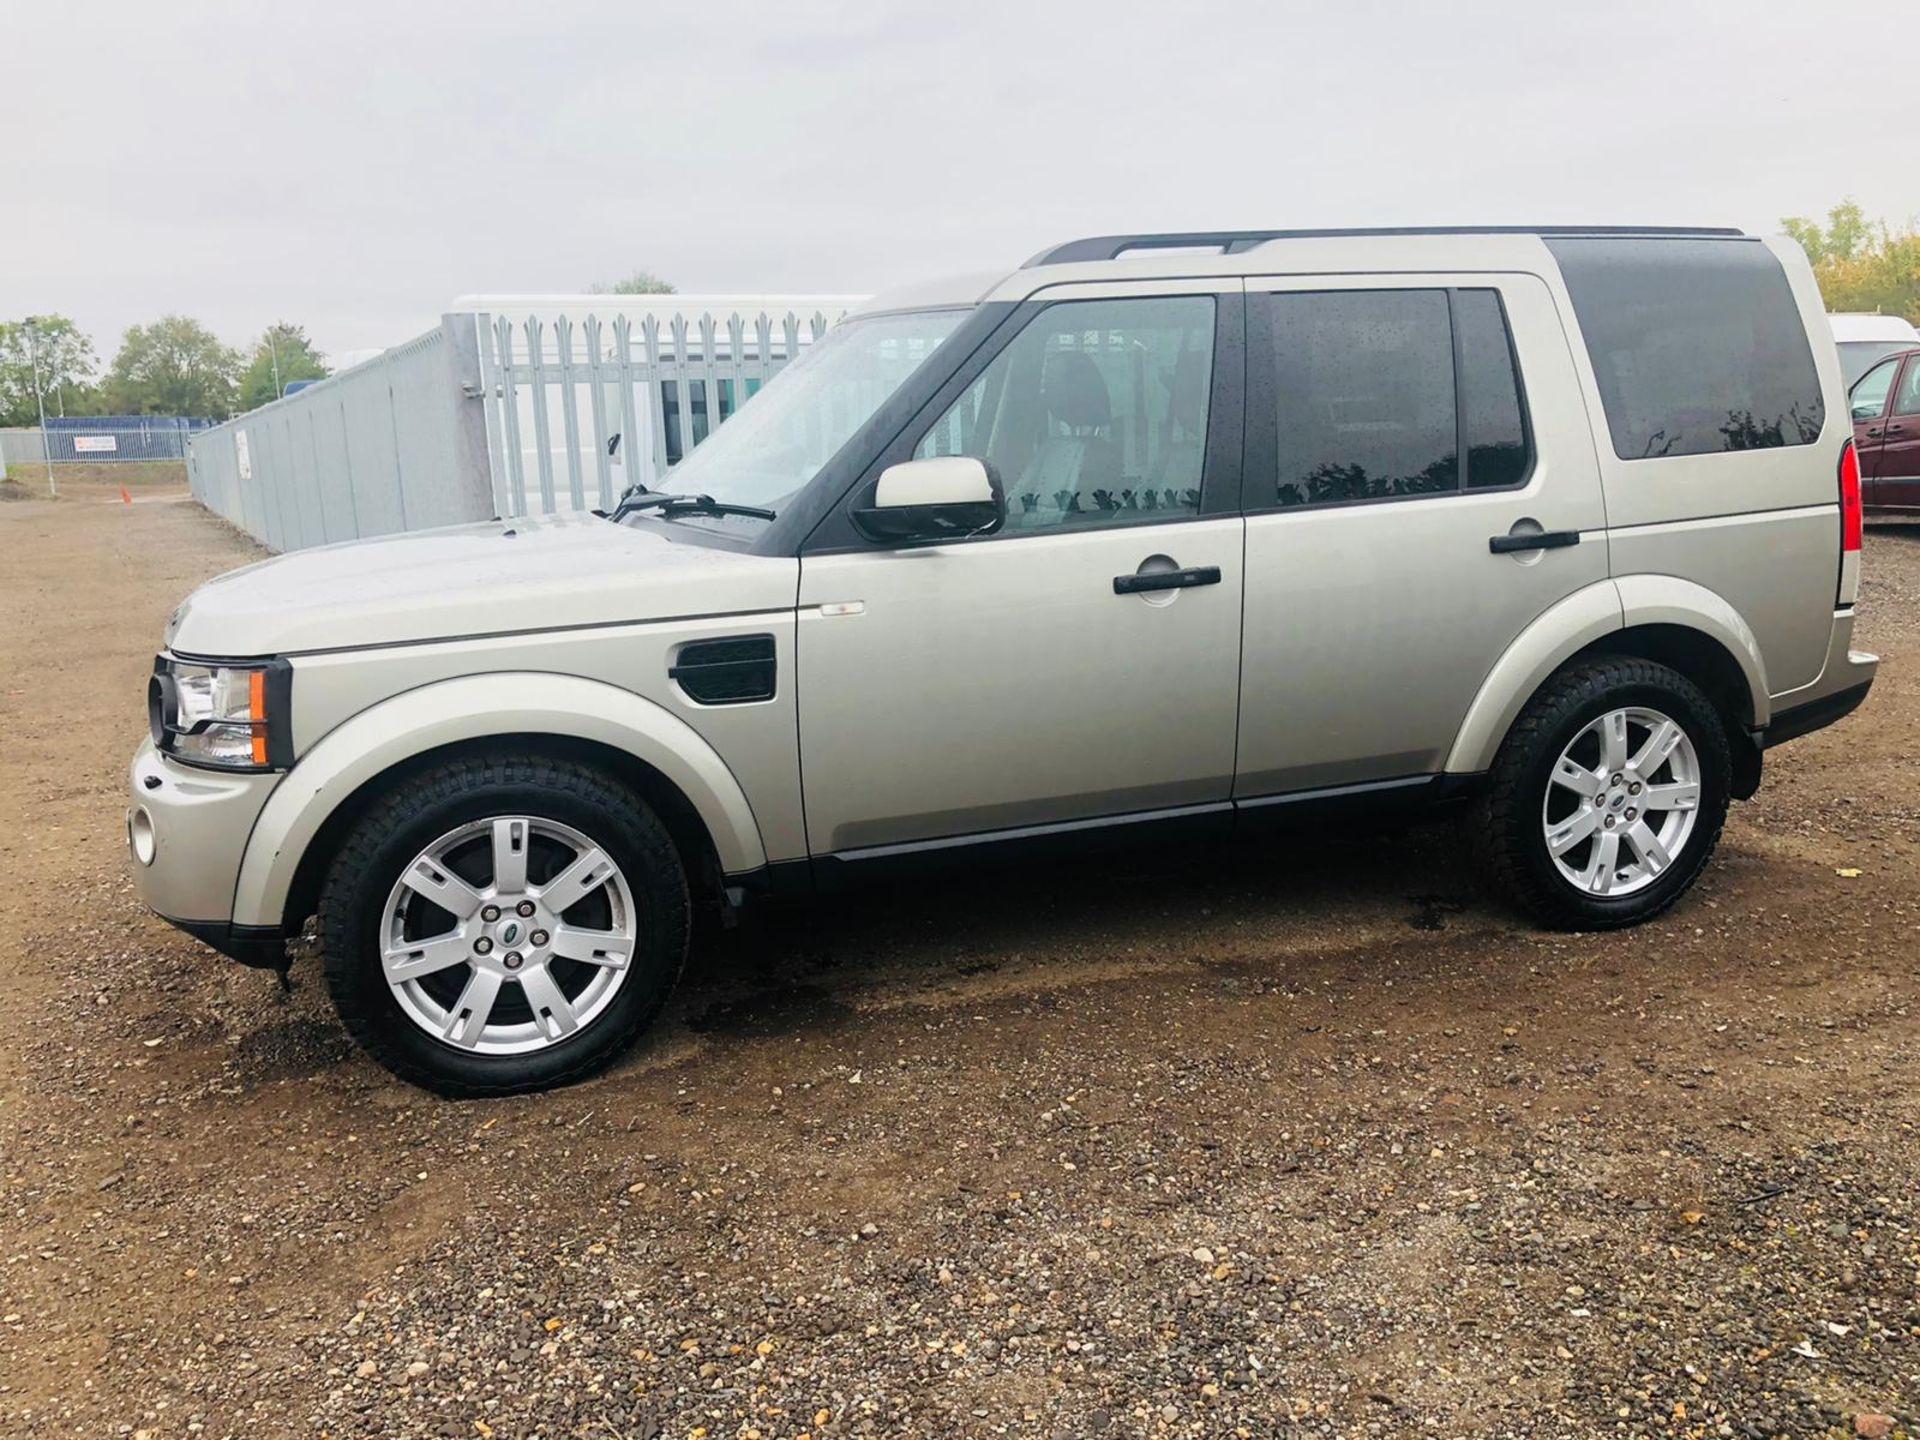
852 456 1005 544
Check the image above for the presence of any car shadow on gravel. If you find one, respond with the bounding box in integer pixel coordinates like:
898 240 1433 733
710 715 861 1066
1866 521 1920 545
673 811 1487 1037
230 1010 360 1082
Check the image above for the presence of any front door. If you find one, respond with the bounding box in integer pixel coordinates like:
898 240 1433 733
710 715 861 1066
795 286 1245 855
1848 352 1902 505
1234 275 1610 797
1874 353 1920 511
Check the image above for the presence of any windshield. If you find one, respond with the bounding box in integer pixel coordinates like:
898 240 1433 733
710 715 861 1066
636 307 969 519
1838 339 1914 387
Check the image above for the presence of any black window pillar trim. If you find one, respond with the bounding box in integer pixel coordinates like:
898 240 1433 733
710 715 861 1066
795 284 1249 557
1446 289 1470 490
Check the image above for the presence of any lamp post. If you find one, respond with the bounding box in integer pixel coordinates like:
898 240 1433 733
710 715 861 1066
26 318 55 498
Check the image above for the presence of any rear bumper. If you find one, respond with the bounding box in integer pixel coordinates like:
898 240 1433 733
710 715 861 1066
1765 678 1873 748
1762 611 1878 748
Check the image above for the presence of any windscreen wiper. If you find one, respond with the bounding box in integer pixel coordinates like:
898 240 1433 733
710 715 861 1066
607 488 775 523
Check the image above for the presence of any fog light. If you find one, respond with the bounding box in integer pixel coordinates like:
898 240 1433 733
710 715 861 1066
129 806 157 866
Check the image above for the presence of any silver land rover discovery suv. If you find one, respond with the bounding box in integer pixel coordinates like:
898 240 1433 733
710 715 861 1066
131 226 1878 1095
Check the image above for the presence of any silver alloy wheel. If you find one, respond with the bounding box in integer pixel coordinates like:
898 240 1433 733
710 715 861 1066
1542 705 1702 898
379 816 638 1056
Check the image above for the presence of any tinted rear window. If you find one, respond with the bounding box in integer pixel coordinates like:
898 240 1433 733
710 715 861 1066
1259 288 1532 509
1546 237 1824 461
1270 289 1457 506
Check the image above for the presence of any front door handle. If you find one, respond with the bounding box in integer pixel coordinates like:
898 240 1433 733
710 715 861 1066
1113 565 1222 595
1886 424 1907 436
1489 529 1581 555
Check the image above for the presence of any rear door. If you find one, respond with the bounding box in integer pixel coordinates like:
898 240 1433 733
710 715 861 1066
1234 274 1609 798
1849 352 1902 501
1874 353 1920 510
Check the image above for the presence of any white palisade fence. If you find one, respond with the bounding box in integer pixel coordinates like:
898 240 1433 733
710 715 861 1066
188 294 859 551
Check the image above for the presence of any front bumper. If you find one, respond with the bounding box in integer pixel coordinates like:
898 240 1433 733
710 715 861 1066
127 739 283 960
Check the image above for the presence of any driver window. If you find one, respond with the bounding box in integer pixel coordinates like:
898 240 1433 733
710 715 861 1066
915 296 1215 531
1852 357 1900 420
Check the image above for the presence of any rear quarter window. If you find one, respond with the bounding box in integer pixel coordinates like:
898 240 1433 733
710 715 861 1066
1545 237 1824 461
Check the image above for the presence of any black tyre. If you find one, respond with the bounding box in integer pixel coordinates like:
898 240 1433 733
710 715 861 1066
318 752 690 1097
1471 657 1731 930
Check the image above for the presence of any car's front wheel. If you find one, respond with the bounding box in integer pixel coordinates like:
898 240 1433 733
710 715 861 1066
319 753 689 1096
1472 657 1731 930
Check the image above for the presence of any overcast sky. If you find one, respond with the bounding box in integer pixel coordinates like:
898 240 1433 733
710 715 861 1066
4 0 1916 369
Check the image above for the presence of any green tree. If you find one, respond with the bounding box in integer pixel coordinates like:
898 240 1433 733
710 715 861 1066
589 269 677 296
103 316 240 418
237 322 331 410
0 315 98 426
1781 201 1920 322
1782 200 1872 264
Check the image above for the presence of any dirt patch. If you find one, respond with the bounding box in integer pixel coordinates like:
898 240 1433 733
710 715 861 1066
1 480 1916 1439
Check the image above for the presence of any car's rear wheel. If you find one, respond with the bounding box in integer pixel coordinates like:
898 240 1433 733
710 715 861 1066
1472 657 1731 929
319 753 689 1096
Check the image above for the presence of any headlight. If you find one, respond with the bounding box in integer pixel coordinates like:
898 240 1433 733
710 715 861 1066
148 656 292 771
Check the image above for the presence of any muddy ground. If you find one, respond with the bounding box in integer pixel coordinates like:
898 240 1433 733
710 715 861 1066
1 476 1915 1440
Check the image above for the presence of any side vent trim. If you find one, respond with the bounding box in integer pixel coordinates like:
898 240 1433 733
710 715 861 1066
669 634 776 705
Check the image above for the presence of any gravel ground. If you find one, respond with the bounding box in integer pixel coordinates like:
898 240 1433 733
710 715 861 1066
1 478 1916 1440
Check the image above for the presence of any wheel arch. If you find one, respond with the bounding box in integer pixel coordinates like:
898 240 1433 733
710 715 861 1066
1446 577 1771 790
233 673 766 934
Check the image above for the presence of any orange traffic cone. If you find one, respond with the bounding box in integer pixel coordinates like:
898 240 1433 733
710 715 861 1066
119 485 132 505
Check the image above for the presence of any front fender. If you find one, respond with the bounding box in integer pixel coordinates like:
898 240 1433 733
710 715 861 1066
229 672 767 929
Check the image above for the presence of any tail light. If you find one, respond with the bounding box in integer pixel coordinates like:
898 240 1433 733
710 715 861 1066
1839 440 1863 554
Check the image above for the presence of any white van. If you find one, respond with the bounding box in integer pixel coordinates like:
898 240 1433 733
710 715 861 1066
1830 312 1920 386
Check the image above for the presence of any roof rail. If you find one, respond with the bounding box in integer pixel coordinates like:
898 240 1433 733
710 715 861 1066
1023 225 1748 267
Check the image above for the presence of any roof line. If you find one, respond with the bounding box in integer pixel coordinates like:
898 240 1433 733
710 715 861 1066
1024 226 1749 267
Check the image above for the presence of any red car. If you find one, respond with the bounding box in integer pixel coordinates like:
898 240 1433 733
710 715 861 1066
1851 344 1920 516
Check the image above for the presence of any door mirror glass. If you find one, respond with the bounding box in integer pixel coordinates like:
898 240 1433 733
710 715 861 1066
852 456 1005 543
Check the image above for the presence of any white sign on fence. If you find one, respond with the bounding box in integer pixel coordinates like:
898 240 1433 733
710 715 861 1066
72 435 118 454
234 430 252 481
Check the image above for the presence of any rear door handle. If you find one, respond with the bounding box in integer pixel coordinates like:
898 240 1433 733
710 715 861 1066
1113 565 1222 595
1489 530 1581 555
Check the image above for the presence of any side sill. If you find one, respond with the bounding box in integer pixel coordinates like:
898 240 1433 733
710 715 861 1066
810 802 1234 890
730 775 1486 900
1236 773 1477 829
